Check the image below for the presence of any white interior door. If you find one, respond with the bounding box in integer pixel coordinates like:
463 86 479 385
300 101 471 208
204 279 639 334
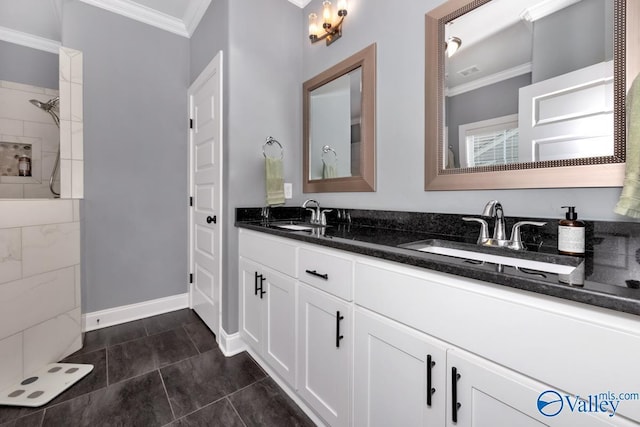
189 51 223 339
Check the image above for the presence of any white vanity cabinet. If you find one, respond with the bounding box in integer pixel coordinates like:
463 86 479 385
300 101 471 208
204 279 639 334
238 231 297 387
354 259 640 426
298 283 352 427
237 228 640 426
297 245 354 427
354 308 447 426
446 348 633 427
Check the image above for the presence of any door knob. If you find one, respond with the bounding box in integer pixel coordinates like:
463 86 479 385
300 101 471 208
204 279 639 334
206 215 216 224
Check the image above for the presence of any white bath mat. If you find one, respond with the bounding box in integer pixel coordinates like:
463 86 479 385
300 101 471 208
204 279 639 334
0 363 93 407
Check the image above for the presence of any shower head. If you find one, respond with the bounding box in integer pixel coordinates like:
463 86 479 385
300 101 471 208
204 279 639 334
29 96 60 128
30 99 47 109
29 96 59 112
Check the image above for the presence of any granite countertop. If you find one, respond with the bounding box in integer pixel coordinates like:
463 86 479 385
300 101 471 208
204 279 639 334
235 207 640 316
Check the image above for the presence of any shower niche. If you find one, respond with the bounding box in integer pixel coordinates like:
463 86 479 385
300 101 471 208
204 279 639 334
0 140 38 178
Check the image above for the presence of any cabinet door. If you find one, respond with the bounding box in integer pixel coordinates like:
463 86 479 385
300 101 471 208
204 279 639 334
297 283 352 427
354 308 447 427
447 350 631 427
262 267 296 387
239 257 263 352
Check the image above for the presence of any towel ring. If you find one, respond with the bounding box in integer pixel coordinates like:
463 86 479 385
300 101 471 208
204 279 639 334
263 136 283 159
321 145 337 163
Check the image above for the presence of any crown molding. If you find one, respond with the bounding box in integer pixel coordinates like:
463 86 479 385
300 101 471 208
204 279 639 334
520 0 580 22
0 26 61 54
288 0 313 8
446 62 532 97
183 0 212 37
78 0 190 37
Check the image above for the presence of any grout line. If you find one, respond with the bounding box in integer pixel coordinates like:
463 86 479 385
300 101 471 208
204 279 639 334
142 321 150 336
105 346 109 386
182 324 201 354
158 369 176 422
226 376 269 399
36 407 45 427
163 395 229 426
227 396 249 427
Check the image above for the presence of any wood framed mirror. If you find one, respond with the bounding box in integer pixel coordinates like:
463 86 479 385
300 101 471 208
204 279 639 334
425 0 636 190
303 43 376 193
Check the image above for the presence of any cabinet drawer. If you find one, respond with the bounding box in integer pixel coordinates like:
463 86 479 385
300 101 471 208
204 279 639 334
298 246 353 301
239 229 296 277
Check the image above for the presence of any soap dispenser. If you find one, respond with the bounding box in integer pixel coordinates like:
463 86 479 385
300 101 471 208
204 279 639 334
558 206 585 255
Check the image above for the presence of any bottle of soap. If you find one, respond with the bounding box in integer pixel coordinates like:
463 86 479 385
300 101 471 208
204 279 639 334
558 206 585 256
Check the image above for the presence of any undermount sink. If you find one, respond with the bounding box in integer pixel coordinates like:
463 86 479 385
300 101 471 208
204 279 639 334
271 222 330 232
400 239 581 275
275 224 316 231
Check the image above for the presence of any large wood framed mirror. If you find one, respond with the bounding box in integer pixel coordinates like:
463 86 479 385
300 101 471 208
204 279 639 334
425 0 636 190
303 43 376 193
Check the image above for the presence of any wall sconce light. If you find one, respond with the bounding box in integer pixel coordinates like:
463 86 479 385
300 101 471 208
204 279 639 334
308 0 348 46
445 36 462 58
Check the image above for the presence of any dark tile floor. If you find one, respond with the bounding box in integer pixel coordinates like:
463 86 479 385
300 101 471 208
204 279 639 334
0 309 314 427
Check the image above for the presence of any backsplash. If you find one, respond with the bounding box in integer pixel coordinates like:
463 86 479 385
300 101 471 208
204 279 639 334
236 206 640 292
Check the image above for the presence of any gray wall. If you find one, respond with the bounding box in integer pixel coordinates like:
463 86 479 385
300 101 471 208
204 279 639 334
299 0 629 222
0 40 58 89
446 73 531 164
62 2 190 312
190 0 302 332
190 0 229 84
532 0 613 82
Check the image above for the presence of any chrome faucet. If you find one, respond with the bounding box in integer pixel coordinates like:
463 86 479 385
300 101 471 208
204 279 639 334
302 199 332 226
463 200 546 250
302 199 320 224
481 200 506 240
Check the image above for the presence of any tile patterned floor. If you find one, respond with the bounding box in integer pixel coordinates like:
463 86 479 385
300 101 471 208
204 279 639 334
0 309 314 427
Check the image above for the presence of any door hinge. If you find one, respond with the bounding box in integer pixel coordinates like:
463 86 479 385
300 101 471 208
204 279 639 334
189 196 193 207
189 273 193 284
189 118 193 129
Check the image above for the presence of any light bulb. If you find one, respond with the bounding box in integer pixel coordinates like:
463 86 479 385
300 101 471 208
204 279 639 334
309 13 318 37
323 0 332 26
447 37 461 58
337 0 347 14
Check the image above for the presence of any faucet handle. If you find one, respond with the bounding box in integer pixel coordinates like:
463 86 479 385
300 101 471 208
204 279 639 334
509 221 546 250
305 207 317 223
462 217 490 244
320 209 333 226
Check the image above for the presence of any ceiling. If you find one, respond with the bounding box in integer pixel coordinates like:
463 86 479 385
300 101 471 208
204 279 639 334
0 0 310 50
445 0 585 93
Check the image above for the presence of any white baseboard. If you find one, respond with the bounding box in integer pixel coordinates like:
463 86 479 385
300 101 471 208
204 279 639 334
218 328 246 357
82 293 189 332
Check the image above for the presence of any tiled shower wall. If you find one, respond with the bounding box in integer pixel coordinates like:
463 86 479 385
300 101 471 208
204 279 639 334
59 47 84 199
0 47 84 391
0 199 81 391
0 80 60 198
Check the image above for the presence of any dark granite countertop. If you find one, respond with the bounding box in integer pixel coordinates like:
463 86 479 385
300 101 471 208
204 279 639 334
235 207 640 316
